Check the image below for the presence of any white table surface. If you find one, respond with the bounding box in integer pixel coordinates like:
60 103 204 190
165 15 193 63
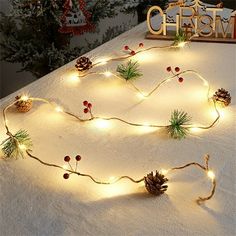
0 19 236 236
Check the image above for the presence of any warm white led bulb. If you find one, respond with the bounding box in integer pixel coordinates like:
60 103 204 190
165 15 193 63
178 42 186 48
19 144 26 150
104 71 112 77
207 170 215 180
55 106 63 113
160 169 169 175
20 95 29 101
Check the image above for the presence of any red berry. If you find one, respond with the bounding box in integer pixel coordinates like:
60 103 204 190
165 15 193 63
175 67 180 72
64 156 70 162
178 77 184 83
83 100 88 106
88 103 92 109
84 108 89 113
166 66 171 72
139 43 144 47
63 173 70 179
75 155 81 161
124 45 129 50
130 50 136 55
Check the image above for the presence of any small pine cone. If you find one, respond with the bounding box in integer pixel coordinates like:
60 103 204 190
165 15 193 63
144 171 168 196
75 56 92 72
15 96 33 113
213 88 231 107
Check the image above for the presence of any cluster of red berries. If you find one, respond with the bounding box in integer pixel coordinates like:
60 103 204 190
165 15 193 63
83 100 92 114
166 66 184 83
124 42 144 56
63 155 82 179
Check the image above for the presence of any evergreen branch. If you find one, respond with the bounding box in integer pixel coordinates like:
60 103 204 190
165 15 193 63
1 130 33 159
167 110 191 139
116 60 142 81
173 29 187 46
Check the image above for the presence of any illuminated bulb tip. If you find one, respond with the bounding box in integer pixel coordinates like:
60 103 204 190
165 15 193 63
99 59 108 65
207 170 215 180
178 42 187 48
62 165 68 170
104 71 112 77
55 106 63 113
20 95 29 101
19 144 26 150
137 93 148 99
94 119 110 129
160 169 169 175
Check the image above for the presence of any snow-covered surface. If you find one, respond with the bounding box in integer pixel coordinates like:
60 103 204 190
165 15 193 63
0 17 236 236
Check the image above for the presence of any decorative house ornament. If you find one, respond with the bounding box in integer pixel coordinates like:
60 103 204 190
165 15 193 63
59 0 94 35
146 0 236 43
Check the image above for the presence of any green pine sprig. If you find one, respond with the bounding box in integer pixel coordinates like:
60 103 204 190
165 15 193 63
167 110 191 139
116 60 143 81
173 29 187 46
1 130 33 159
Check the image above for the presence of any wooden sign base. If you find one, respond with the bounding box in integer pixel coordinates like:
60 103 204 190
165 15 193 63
146 32 236 44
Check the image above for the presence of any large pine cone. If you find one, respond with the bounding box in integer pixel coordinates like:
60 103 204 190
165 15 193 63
15 96 33 113
144 171 168 196
213 88 231 107
75 56 92 72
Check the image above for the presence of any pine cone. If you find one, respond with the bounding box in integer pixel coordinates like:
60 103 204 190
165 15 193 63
213 88 231 107
144 171 168 196
75 56 92 72
15 96 33 113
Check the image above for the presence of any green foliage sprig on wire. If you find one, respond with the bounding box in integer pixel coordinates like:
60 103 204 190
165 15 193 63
1 130 32 159
116 60 143 81
173 29 187 46
167 110 191 139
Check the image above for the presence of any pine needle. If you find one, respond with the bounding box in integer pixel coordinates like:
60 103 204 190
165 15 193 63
1 129 33 159
173 29 187 46
116 60 142 81
167 110 191 139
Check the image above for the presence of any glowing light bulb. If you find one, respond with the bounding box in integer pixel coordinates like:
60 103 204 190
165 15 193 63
160 169 169 175
207 170 215 180
94 119 110 129
19 144 26 150
178 42 187 48
62 165 68 170
55 106 63 113
203 81 209 87
190 127 201 133
104 71 112 77
137 93 148 99
20 95 29 101
98 59 108 65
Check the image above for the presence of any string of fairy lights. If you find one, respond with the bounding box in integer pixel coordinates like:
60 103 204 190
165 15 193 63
0 37 232 204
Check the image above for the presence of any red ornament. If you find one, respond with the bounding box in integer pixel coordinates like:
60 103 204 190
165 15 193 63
178 77 184 83
175 67 180 72
166 66 171 72
64 156 71 162
139 43 144 47
84 108 89 113
124 45 129 50
83 100 88 106
88 103 92 109
59 0 95 36
63 173 70 179
75 155 81 161
131 50 136 56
